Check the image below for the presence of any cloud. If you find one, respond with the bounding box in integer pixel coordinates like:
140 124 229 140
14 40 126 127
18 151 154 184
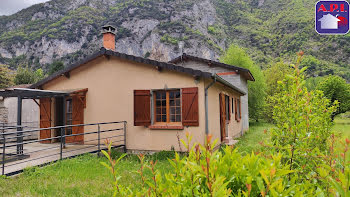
0 0 50 16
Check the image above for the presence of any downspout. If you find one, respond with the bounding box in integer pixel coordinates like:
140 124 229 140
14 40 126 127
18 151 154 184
205 76 216 135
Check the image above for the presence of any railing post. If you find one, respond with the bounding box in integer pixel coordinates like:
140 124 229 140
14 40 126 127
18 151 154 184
62 96 66 149
2 133 5 175
97 124 101 157
60 128 64 160
123 121 127 153
17 96 23 155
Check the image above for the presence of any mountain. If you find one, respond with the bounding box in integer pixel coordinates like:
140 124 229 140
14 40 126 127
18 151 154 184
0 0 349 80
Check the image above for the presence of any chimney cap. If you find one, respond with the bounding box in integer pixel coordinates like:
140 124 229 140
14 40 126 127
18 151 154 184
102 25 116 35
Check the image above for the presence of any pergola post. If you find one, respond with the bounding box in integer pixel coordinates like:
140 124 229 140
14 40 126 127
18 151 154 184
16 96 23 155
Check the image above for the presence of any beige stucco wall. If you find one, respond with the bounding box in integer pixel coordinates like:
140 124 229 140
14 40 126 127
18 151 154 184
42 56 243 151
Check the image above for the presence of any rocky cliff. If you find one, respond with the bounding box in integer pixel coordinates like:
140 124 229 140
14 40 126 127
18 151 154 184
0 0 225 67
0 0 349 80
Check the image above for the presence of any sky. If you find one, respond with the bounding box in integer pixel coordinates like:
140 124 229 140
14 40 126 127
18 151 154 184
0 0 50 16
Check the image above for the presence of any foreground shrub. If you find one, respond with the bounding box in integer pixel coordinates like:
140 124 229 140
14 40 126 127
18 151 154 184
102 136 329 196
266 53 338 179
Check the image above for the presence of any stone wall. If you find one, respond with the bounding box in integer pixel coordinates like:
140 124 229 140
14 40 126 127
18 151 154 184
0 98 39 140
0 104 8 126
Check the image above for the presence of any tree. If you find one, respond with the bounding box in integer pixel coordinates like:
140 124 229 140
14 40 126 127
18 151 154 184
263 61 293 122
317 75 350 119
220 44 266 121
264 61 293 96
0 64 14 89
14 66 44 85
48 61 64 75
305 76 324 91
269 53 337 178
299 55 321 76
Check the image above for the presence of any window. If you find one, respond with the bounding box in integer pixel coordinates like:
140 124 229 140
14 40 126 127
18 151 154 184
235 97 241 121
66 99 73 135
134 87 198 128
232 98 234 114
154 90 181 123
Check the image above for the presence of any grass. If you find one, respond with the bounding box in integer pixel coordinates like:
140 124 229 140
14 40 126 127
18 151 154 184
0 155 113 196
0 119 349 196
333 117 350 138
0 153 172 197
235 122 272 154
235 117 350 154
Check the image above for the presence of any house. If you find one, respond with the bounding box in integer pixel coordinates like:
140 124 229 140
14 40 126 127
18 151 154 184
27 25 254 151
319 14 341 29
0 84 39 140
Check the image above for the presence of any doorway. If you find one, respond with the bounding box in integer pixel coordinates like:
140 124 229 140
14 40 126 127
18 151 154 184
54 96 84 144
219 93 226 142
55 97 64 141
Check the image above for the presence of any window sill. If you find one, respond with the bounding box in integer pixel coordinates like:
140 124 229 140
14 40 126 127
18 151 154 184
149 124 184 130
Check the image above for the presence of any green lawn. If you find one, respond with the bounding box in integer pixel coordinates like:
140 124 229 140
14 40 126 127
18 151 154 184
0 154 172 197
235 122 272 154
0 119 349 196
235 118 350 154
333 117 350 138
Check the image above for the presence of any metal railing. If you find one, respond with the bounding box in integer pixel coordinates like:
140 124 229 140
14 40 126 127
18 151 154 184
0 121 127 176
1 121 40 142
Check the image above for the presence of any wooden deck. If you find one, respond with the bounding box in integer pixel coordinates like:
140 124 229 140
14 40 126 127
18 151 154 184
0 142 111 175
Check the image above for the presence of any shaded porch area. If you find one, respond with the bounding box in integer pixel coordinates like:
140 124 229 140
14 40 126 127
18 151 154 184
0 88 126 176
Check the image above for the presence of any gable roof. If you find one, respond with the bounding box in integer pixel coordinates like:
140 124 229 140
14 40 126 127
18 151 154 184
169 53 255 81
30 48 247 95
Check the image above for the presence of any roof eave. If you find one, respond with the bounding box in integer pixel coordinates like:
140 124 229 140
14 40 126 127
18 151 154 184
30 49 106 89
170 53 255 82
30 48 214 89
213 74 246 95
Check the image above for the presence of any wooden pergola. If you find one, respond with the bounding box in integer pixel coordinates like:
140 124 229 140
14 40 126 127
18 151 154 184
0 88 69 155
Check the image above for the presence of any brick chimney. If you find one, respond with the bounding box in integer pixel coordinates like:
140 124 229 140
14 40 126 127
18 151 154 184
102 25 116 51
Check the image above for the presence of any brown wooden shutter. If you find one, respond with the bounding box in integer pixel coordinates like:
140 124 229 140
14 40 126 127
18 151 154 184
182 87 199 126
228 96 231 121
70 95 84 144
39 98 51 143
235 98 238 120
134 90 151 126
219 93 226 141
238 98 241 120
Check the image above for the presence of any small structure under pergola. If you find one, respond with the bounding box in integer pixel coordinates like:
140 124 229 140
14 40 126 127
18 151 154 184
0 88 70 155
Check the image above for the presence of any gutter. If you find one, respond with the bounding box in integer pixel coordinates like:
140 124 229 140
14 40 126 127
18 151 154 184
205 77 216 135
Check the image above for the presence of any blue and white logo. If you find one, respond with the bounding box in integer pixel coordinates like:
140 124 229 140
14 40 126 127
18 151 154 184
316 1 350 35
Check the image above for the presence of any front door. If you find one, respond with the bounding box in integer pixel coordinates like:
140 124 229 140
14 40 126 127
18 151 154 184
219 93 226 142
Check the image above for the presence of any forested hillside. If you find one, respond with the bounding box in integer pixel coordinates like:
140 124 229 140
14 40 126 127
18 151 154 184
0 0 349 80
